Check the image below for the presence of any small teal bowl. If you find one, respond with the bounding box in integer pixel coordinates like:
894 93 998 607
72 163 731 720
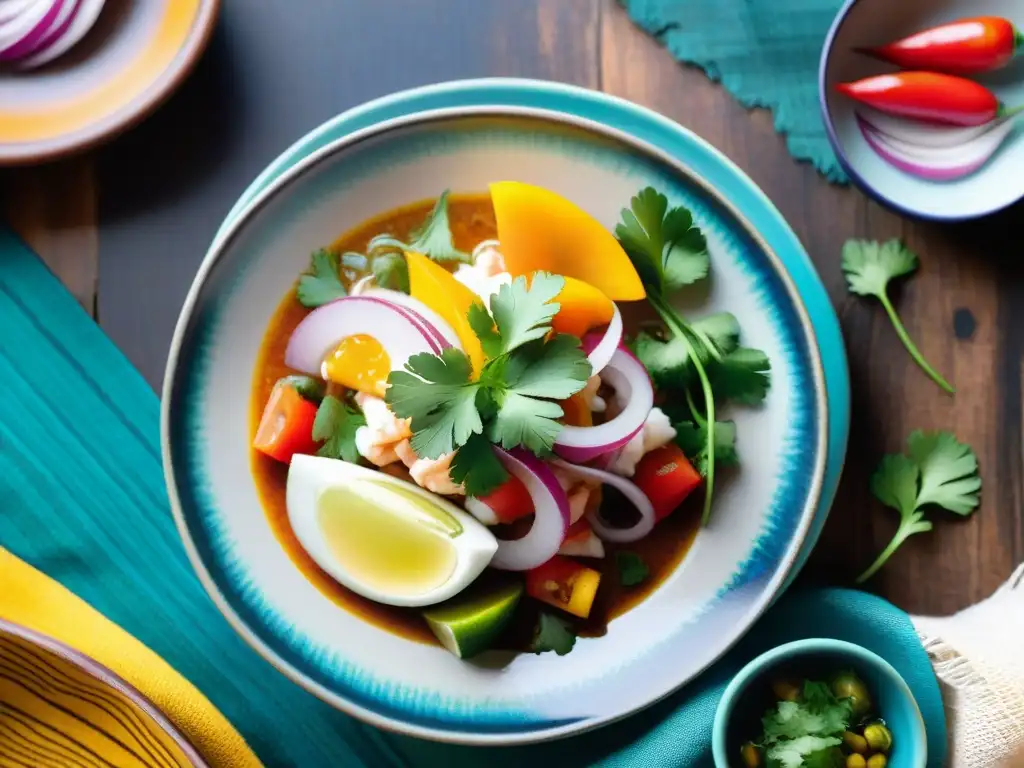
712 639 927 768
820 0 1024 220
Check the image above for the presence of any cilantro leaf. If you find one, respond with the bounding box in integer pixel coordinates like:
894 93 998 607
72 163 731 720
279 375 325 403
615 551 649 587
842 239 953 394
857 430 980 583
692 311 741 354
371 251 410 293
675 420 738 476
385 349 482 459
661 206 710 290
449 433 510 497
407 190 470 263
529 612 577 656
503 335 591 400
487 393 564 455
296 249 347 308
801 747 846 768
766 737 842 768
614 187 710 294
708 347 771 405
631 331 690 390
907 430 981 514
631 312 748 394
488 272 564 355
468 301 502 360
370 191 470 265
313 395 365 464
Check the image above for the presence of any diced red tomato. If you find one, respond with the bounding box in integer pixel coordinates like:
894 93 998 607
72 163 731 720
525 556 602 619
632 444 702 521
464 474 534 525
253 380 320 464
559 519 605 559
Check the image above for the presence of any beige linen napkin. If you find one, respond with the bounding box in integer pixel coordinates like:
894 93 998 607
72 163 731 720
912 564 1024 768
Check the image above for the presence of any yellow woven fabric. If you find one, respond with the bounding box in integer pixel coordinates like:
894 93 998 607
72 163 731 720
0 548 262 768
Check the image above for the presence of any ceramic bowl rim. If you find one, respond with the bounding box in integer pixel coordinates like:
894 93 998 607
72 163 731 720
817 0 1024 222
0 617 209 766
711 637 929 767
0 0 221 166
162 103 831 745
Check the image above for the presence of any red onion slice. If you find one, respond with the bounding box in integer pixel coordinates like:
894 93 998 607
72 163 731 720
581 304 622 375
552 459 656 543
489 448 570 571
0 0 61 59
554 346 654 463
362 288 462 351
16 0 75 58
19 0 102 69
0 0 39 25
284 296 445 377
857 112 1015 182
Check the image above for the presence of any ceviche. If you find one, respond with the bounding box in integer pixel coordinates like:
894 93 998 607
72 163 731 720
250 182 771 659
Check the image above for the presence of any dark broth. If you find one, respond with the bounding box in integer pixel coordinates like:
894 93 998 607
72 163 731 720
249 194 701 648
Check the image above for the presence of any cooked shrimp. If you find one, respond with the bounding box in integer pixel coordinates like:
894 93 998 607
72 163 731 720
394 439 465 496
353 393 411 466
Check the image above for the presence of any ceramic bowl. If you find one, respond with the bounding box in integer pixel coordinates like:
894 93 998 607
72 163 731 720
820 0 1024 220
163 80 850 745
0 618 207 767
713 639 928 768
0 0 219 164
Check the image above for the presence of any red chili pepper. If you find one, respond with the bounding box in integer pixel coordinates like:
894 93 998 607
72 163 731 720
835 72 1005 126
860 16 1022 75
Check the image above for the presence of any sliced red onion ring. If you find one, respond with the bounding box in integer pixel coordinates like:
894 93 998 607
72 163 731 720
284 296 445 377
19 0 102 69
0 0 61 59
489 448 570 570
0 0 40 25
554 346 654 463
857 112 1017 182
581 304 622 375
857 107 1013 150
17 0 75 58
363 287 462 351
552 459 656 543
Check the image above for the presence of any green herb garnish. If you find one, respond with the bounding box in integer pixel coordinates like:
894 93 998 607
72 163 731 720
615 551 650 587
674 419 738 476
296 249 347 308
312 395 366 464
857 430 981 583
529 612 577 656
616 188 770 525
385 272 591 496
370 250 410 293
842 239 953 394
369 189 470 265
279 375 325 404
758 680 854 768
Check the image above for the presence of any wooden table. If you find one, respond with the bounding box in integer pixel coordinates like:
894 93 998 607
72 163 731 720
2 0 1021 617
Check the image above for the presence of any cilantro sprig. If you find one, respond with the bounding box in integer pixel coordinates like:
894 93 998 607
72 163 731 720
758 681 853 768
856 430 981 583
296 250 347 308
369 189 470 266
313 394 366 464
529 612 577 656
842 239 954 394
616 188 770 525
385 273 591 496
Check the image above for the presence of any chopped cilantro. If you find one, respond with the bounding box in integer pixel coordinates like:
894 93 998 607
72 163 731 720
842 239 953 394
674 419 738 476
529 612 577 656
279 375 325 404
385 274 590 495
615 551 649 587
369 190 470 265
766 738 843 768
756 679 853 768
296 249 347 308
857 430 981 582
312 395 365 464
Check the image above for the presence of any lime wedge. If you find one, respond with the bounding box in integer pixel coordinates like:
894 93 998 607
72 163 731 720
422 579 523 659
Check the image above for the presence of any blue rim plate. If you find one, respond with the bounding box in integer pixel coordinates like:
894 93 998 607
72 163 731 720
164 80 850 745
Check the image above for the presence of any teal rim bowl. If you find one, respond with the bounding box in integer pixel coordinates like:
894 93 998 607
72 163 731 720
820 0 1024 221
712 638 927 768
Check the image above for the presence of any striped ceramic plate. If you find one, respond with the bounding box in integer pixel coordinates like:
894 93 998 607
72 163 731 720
0 618 207 767
0 0 218 164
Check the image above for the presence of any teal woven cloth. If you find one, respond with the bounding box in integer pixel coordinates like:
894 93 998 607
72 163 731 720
0 230 942 767
621 0 847 181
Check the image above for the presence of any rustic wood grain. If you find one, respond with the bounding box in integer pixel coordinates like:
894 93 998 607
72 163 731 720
1 157 98 316
1 0 1019 618
600 0 1022 614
